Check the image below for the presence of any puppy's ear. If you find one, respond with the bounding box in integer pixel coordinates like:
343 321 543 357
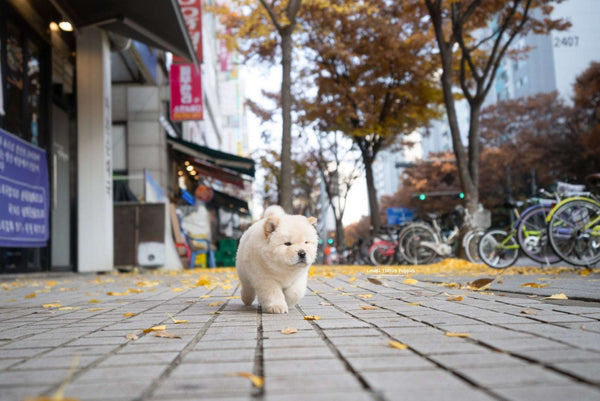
307 216 317 227
264 217 279 238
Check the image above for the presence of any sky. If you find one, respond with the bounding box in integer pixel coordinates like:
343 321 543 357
241 64 369 226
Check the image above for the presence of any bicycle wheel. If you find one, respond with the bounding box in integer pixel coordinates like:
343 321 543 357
547 199 600 266
478 228 520 269
369 244 394 265
463 230 483 264
517 206 561 265
398 223 437 265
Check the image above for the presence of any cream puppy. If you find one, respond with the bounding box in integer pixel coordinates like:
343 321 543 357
236 205 318 313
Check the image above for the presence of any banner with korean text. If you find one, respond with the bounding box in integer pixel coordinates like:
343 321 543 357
174 0 202 63
170 63 203 121
0 128 49 247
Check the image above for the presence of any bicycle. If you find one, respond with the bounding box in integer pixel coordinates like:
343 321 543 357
478 197 561 269
546 176 600 267
368 225 407 265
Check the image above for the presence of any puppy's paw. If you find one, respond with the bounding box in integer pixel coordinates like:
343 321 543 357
265 304 288 314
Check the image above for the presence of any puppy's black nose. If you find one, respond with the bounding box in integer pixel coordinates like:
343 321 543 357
298 250 306 259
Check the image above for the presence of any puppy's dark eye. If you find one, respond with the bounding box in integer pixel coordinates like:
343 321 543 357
284 242 292 246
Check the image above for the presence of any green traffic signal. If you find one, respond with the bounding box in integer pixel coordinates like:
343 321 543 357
419 193 426 201
327 238 334 245
459 192 465 199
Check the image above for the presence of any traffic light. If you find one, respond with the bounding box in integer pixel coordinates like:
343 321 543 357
459 192 465 199
327 238 334 245
419 193 426 201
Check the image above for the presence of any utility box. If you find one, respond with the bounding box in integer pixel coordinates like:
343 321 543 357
114 203 165 268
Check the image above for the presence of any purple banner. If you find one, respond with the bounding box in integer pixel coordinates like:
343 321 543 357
0 128 49 247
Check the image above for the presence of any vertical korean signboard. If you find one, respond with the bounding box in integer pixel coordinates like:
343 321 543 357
170 0 203 121
0 128 49 247
170 63 203 121
174 0 202 64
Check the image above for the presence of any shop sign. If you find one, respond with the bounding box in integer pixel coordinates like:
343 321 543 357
195 185 213 202
0 128 49 247
173 0 202 63
170 63 203 121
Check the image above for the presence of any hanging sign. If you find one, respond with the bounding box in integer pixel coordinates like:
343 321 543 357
174 0 202 63
0 129 49 247
170 63 203 121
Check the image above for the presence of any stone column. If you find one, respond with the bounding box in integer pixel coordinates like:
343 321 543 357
76 27 113 272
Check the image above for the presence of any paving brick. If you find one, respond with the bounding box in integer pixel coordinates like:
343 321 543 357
496 383 600 401
457 364 573 387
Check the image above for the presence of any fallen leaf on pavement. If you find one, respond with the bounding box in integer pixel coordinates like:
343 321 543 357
25 293 37 298
42 303 62 308
199 295 211 299
304 315 321 320
368 278 383 285
125 333 139 341
468 277 495 290
388 341 408 349
153 331 181 339
208 301 223 307
521 309 537 315
58 307 78 311
543 293 568 300
226 296 240 299
445 332 471 338
527 295 538 298
171 288 184 292
358 294 372 298
360 305 379 310
319 302 333 306
123 312 135 317
446 296 463 302
348 276 357 283
166 313 188 324
521 282 549 288
236 372 264 388
88 299 101 303
281 327 298 335
88 308 104 311
143 325 166 334
195 278 211 286
407 302 421 306
107 291 129 296
403 278 418 285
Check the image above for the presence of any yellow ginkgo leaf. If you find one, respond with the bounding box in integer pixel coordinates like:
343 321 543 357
166 312 188 324
304 315 321 321
358 294 372 298
153 331 181 339
521 282 549 288
403 278 418 285
58 307 77 311
281 327 298 335
123 312 135 317
348 276 357 283
143 325 166 334
88 299 101 303
360 305 379 310
388 340 408 349
199 295 211 299
195 278 211 286
128 288 144 293
208 301 223 307
42 303 62 308
171 288 184 292
25 293 37 298
446 295 463 302
88 308 104 311
445 332 471 338
226 296 241 299
543 293 568 300
407 302 422 306
237 372 264 388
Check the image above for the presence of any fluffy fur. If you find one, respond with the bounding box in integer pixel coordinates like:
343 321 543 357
236 205 318 313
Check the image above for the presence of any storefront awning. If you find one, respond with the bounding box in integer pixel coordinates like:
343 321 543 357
167 136 255 177
211 190 250 216
53 0 198 65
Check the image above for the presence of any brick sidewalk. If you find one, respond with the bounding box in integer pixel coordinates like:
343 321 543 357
1 267 599 401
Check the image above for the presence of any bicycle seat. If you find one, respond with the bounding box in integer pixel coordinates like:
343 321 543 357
426 212 440 220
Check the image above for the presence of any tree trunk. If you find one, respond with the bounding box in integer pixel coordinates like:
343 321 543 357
363 154 380 233
279 30 293 213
